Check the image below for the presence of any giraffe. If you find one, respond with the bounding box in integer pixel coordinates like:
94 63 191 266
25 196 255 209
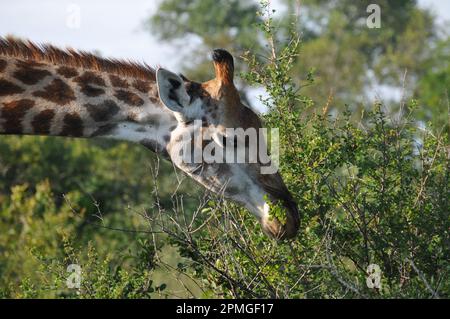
0 37 299 240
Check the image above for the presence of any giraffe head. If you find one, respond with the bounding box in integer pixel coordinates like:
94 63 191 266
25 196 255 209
156 49 299 240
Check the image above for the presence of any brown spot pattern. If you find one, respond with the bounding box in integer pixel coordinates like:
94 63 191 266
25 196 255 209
13 62 51 85
74 71 106 97
80 85 105 97
0 59 7 72
109 75 129 88
132 80 151 93
74 71 106 86
1 99 34 133
33 79 76 105
91 123 117 137
85 99 120 122
57 66 79 78
32 109 55 135
61 113 83 137
0 79 24 96
114 90 144 106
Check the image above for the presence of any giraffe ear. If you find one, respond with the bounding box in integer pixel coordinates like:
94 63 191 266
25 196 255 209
156 68 190 113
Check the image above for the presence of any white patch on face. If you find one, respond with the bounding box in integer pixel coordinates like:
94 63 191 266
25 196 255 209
166 123 270 221
167 98 205 123
245 181 268 220
103 121 172 147
263 202 270 218
181 160 268 221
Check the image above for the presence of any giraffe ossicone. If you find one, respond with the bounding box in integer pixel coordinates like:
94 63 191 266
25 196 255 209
0 37 299 240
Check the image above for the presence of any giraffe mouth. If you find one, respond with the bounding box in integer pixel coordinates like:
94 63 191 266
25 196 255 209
260 184 300 240
261 197 300 240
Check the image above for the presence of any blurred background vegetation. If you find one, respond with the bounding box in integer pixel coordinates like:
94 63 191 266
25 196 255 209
0 0 448 298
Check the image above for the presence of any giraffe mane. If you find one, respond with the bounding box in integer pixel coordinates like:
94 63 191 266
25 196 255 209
0 36 156 81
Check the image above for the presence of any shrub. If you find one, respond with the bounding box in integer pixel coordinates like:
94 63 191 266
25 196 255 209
159 2 449 298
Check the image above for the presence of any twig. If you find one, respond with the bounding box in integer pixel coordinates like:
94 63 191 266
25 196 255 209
406 258 440 299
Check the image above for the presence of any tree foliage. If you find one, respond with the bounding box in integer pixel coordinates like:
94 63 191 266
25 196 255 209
156 3 449 298
147 0 449 130
0 1 448 299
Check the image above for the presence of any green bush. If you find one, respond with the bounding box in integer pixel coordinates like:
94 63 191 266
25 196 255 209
0 140 201 298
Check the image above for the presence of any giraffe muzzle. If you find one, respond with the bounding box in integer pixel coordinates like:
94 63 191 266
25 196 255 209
261 198 300 240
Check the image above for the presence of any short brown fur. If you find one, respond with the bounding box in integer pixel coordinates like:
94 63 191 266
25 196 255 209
32 109 55 134
1 99 35 133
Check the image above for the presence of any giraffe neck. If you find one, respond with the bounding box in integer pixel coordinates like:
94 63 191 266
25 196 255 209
0 55 177 156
